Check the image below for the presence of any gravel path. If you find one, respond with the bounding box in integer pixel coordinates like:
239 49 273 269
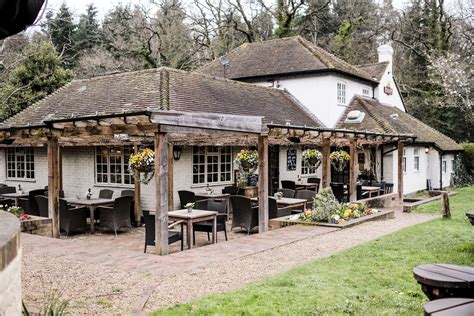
22 208 436 315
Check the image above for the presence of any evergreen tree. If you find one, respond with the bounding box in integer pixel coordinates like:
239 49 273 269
75 4 102 53
0 41 73 120
44 3 77 68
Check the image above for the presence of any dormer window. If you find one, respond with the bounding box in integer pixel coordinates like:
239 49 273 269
337 82 346 106
344 110 365 123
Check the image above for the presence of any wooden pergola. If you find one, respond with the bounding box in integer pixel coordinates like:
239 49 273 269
0 110 415 256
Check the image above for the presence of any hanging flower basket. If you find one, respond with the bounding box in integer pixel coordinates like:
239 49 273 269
302 149 322 168
129 148 155 184
330 150 350 172
235 149 258 172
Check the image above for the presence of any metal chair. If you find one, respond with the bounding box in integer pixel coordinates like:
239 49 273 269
230 195 258 234
178 190 196 209
98 196 133 236
281 180 296 191
99 189 114 199
277 188 295 198
143 211 183 253
193 198 228 243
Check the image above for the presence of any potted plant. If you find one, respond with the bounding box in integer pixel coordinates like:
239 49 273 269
235 149 258 172
330 150 350 172
129 148 155 184
184 202 195 213
302 149 322 168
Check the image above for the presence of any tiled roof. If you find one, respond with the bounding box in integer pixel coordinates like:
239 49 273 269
2 67 322 128
356 62 389 81
337 96 463 152
197 36 377 83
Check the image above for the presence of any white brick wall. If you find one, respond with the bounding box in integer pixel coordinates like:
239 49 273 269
278 145 322 185
0 247 22 316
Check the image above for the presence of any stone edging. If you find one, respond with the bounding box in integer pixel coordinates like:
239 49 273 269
0 211 21 271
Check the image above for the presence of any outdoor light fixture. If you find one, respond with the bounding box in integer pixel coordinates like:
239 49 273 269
425 147 430 153
173 145 183 160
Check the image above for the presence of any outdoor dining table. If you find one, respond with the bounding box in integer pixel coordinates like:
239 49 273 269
168 209 218 250
413 264 474 300
65 197 114 233
361 186 381 198
0 192 29 206
195 192 231 218
251 197 308 209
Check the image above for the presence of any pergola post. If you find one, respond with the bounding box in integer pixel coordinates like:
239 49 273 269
133 145 142 225
397 141 404 201
47 136 60 238
349 139 357 202
58 146 63 191
322 136 331 188
167 143 174 212
155 132 169 255
258 134 269 233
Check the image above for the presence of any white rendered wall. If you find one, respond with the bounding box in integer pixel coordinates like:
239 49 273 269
278 145 322 185
374 72 405 112
253 74 373 128
403 146 429 194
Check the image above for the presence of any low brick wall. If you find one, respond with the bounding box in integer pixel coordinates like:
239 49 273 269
357 192 400 208
0 211 22 315
21 216 53 237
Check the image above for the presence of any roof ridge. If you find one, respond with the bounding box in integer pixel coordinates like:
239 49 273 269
356 61 389 67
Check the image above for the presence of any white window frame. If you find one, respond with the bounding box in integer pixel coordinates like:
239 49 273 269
362 88 370 96
95 146 135 186
6 147 35 180
414 148 420 172
442 160 447 173
192 146 233 185
337 82 347 106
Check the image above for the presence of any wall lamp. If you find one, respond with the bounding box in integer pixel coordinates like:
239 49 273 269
173 145 184 160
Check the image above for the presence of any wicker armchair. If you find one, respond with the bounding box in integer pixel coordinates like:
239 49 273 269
281 180 296 190
143 211 183 253
269 197 293 219
35 195 50 217
18 189 45 216
277 188 295 198
0 186 16 194
230 195 258 234
193 198 228 243
295 189 317 209
121 189 136 225
307 177 321 192
59 199 88 236
178 190 196 209
99 189 114 199
223 186 239 195
98 196 133 236
330 183 345 203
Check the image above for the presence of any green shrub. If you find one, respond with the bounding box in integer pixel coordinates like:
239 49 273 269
313 187 341 222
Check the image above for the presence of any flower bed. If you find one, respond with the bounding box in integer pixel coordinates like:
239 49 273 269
299 203 379 225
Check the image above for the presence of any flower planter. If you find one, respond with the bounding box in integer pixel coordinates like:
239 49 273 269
331 160 347 172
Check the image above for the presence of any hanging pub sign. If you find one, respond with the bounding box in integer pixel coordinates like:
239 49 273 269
287 146 297 171
384 82 393 95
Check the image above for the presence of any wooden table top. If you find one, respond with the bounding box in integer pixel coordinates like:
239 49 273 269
252 197 307 205
66 198 114 206
0 192 29 198
424 298 474 316
168 209 218 219
413 264 474 288
195 192 230 198
362 186 381 191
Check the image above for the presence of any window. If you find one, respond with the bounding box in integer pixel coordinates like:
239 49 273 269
403 149 407 173
358 153 365 172
192 146 232 184
442 160 447 173
362 88 370 96
337 82 346 105
452 159 455 171
95 146 134 185
6 147 35 179
414 148 420 172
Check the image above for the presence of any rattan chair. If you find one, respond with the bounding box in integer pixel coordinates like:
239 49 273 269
269 197 293 219
295 189 316 209
18 189 45 216
277 188 295 198
223 186 239 195
98 196 133 236
281 180 296 190
35 195 50 217
178 190 196 209
307 177 321 192
330 183 345 203
385 183 394 194
121 189 136 225
59 198 88 236
230 195 258 234
0 186 16 194
99 189 114 199
193 198 228 243
143 211 183 253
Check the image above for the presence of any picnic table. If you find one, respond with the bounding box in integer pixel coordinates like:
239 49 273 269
424 298 474 316
65 197 114 233
413 264 474 300
168 209 218 250
466 212 474 225
0 192 29 206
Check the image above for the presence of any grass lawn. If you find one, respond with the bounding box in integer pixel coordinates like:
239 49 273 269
154 186 474 315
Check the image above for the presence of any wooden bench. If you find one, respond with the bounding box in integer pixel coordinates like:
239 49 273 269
413 264 474 300
424 298 474 315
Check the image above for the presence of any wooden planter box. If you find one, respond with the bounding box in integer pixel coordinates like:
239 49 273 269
20 216 53 237
269 209 395 229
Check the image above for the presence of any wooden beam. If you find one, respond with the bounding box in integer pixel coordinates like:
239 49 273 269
155 132 169 255
47 136 60 238
258 135 269 233
167 142 174 212
133 145 142 225
397 141 404 200
322 137 331 188
349 139 357 202
58 146 63 191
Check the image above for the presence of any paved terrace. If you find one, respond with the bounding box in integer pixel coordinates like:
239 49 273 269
21 206 436 314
